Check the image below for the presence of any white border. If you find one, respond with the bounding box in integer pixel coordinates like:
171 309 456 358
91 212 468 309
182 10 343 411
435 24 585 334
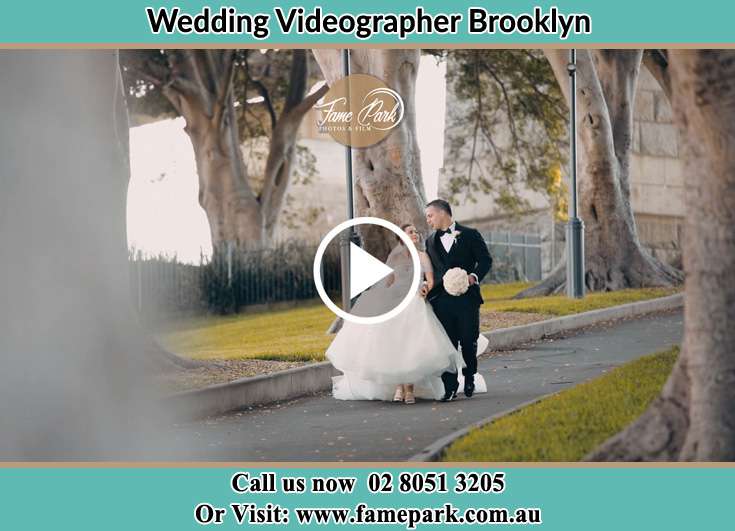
313 216 421 325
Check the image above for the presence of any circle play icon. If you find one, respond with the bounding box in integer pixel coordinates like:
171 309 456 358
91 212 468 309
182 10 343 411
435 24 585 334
313 217 421 324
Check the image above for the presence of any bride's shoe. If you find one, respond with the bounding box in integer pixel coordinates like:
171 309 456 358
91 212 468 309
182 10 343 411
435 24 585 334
404 385 416 404
393 385 405 402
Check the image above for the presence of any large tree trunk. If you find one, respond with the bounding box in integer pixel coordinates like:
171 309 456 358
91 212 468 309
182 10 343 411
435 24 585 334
0 51 170 458
127 50 326 249
589 50 735 461
158 51 265 248
516 50 682 298
182 91 265 247
260 50 329 241
313 49 427 259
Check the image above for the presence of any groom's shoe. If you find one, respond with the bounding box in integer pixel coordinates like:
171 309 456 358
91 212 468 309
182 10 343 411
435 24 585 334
440 382 459 402
440 389 457 402
464 377 475 398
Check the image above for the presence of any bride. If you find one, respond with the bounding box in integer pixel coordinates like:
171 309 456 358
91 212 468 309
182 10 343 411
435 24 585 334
326 223 488 403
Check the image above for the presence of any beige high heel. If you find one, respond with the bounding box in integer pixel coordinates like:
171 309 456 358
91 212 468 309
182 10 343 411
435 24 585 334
393 385 405 402
404 384 416 404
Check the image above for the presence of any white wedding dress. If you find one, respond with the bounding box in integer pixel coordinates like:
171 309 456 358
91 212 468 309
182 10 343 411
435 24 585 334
326 245 488 401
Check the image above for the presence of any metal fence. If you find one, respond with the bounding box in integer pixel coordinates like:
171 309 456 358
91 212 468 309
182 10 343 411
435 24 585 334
128 241 341 317
129 258 204 316
128 231 541 316
483 231 543 283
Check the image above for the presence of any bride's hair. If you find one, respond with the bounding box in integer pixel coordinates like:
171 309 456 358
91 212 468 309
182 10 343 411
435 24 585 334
398 223 419 248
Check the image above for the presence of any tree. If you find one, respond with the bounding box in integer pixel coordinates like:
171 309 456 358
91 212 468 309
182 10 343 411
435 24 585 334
516 50 682 297
588 50 735 461
312 49 427 259
0 51 168 457
120 49 327 248
434 49 568 216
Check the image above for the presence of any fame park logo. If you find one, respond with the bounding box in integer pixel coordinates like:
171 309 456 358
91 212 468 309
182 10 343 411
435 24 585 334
313 74 404 148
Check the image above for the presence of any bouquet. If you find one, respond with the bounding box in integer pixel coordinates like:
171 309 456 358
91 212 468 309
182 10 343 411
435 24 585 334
443 267 470 296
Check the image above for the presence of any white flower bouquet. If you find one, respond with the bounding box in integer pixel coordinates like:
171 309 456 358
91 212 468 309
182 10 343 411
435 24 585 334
443 267 470 296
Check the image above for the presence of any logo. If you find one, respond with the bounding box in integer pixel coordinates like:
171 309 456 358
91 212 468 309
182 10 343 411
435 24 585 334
313 74 405 148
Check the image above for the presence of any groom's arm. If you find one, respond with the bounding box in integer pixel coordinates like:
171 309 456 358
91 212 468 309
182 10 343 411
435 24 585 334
469 229 492 283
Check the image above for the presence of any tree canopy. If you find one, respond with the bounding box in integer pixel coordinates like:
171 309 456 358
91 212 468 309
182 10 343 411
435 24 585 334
430 49 568 216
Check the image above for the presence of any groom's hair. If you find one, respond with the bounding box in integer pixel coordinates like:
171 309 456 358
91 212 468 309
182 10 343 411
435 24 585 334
426 199 452 216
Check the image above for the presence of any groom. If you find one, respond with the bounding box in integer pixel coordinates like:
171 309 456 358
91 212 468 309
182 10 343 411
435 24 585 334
422 199 492 402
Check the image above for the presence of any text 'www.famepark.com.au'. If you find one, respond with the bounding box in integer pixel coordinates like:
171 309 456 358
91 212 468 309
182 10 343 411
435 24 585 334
294 502 542 527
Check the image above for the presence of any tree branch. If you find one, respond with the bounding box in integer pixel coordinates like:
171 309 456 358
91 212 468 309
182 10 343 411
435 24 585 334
467 52 483 186
481 57 532 179
251 79 277 130
311 49 343 86
289 82 328 119
283 49 309 113
173 51 214 116
212 50 236 128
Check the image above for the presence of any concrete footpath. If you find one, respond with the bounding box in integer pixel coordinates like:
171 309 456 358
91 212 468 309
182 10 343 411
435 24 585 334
164 310 683 461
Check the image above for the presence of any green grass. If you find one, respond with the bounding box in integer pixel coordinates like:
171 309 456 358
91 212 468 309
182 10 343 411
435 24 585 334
442 347 680 462
158 302 335 362
157 283 680 362
480 281 534 302
482 285 680 316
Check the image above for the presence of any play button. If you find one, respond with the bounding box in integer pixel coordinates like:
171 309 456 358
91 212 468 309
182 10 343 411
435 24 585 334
349 242 394 299
313 216 421 325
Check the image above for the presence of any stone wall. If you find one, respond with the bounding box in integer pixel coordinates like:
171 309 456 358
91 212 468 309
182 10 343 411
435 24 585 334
628 67 684 266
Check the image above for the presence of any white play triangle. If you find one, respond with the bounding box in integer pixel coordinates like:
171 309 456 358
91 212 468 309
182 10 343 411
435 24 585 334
349 242 394 300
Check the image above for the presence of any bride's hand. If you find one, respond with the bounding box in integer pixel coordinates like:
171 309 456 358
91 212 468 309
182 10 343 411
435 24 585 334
419 282 429 298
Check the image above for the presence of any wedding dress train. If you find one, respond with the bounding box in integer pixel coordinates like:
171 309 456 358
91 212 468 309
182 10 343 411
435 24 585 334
326 246 488 401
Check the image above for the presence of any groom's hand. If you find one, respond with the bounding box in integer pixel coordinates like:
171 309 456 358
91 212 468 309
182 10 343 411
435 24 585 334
468 273 479 286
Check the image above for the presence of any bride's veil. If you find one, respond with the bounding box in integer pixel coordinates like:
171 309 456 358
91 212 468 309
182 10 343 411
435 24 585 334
385 243 411 269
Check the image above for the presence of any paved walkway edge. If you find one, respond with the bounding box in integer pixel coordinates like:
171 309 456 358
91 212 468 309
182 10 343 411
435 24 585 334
408 393 561 462
166 293 683 420
483 293 683 350
167 362 340 420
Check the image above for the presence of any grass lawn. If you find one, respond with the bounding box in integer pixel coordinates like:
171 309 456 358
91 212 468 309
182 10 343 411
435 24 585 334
442 347 679 462
483 284 680 316
157 283 680 362
158 301 335 362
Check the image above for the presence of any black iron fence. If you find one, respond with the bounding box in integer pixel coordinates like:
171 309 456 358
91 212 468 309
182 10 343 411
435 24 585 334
128 241 341 317
128 231 541 317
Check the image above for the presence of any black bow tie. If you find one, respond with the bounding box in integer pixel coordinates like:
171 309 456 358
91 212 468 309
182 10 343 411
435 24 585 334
438 228 453 236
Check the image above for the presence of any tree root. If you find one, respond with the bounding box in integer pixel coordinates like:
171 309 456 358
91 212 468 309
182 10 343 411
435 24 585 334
513 247 683 299
512 261 566 298
586 355 690 461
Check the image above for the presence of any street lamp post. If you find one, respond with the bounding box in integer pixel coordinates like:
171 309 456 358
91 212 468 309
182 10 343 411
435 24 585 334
339 48 359 312
566 49 585 299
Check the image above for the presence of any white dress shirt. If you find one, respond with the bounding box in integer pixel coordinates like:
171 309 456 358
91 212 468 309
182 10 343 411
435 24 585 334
439 222 479 283
439 222 457 253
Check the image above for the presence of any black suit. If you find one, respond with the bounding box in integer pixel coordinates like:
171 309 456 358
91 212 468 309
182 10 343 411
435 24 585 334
425 223 492 391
